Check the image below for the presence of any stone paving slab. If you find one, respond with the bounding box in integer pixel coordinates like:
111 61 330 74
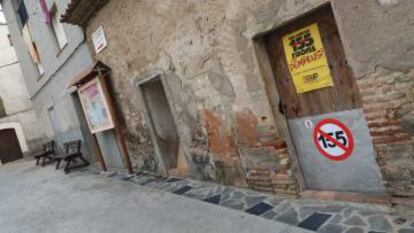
81 166 414 233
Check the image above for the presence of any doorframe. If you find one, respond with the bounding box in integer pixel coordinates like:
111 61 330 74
251 3 389 204
0 128 24 164
134 72 177 176
250 3 333 194
0 123 28 153
70 91 98 163
253 37 307 192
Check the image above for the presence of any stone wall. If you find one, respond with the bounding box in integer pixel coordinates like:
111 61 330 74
331 0 414 200
84 0 414 200
357 68 414 197
85 0 312 193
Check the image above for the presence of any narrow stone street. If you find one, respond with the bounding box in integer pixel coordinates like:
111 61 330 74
0 1 414 232
0 159 413 233
85 167 414 233
0 159 311 233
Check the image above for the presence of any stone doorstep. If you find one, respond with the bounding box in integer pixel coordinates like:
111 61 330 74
247 177 272 182
301 190 390 206
272 178 297 185
392 198 414 207
392 198 414 218
274 189 298 196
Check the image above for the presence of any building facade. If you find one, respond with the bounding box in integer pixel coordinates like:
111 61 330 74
0 8 46 162
3 0 412 213
61 0 414 210
0 0 110 161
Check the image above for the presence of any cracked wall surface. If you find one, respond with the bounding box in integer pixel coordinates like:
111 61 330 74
84 0 414 199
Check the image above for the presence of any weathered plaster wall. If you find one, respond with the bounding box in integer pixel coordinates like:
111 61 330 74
85 0 414 198
86 0 311 190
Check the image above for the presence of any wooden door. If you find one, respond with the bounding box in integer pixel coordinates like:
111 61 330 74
264 5 385 193
0 129 23 164
265 6 361 119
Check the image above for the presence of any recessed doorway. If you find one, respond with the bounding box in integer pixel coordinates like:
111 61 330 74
140 76 187 176
262 5 384 194
0 129 23 164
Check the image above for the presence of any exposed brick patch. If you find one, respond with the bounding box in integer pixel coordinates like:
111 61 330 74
202 109 238 160
271 174 299 197
200 108 299 195
235 108 259 147
357 67 414 198
235 108 298 196
246 166 298 197
246 169 274 194
358 68 414 147
215 159 247 187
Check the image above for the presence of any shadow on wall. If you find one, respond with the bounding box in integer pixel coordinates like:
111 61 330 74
0 96 6 117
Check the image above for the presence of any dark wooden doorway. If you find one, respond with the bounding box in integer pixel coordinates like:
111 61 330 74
0 129 23 164
263 5 385 194
264 5 361 119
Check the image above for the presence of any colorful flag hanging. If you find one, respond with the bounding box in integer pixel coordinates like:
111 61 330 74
39 0 51 24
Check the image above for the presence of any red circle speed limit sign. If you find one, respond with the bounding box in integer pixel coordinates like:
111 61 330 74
313 118 354 161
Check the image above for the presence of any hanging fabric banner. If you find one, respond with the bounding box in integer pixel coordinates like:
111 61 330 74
22 24 40 64
282 23 334 93
39 0 51 24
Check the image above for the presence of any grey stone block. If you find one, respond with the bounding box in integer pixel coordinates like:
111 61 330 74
346 227 364 233
325 205 346 213
317 224 345 233
244 196 267 207
344 215 367 227
368 216 392 232
330 214 343 224
399 229 414 233
276 208 299 225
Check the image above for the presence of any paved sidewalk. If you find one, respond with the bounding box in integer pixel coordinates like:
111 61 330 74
0 160 311 233
82 166 414 233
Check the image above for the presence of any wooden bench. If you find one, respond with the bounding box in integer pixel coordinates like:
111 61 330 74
34 141 56 166
53 140 90 174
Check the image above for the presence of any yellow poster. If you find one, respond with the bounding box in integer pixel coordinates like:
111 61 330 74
282 23 334 93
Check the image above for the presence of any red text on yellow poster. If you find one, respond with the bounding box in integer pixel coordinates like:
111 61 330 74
282 23 334 93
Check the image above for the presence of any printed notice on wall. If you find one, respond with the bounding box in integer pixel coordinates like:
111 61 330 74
282 23 334 93
78 78 115 133
92 26 108 54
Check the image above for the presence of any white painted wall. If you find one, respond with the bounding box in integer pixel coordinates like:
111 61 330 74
0 9 48 154
0 25 33 114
